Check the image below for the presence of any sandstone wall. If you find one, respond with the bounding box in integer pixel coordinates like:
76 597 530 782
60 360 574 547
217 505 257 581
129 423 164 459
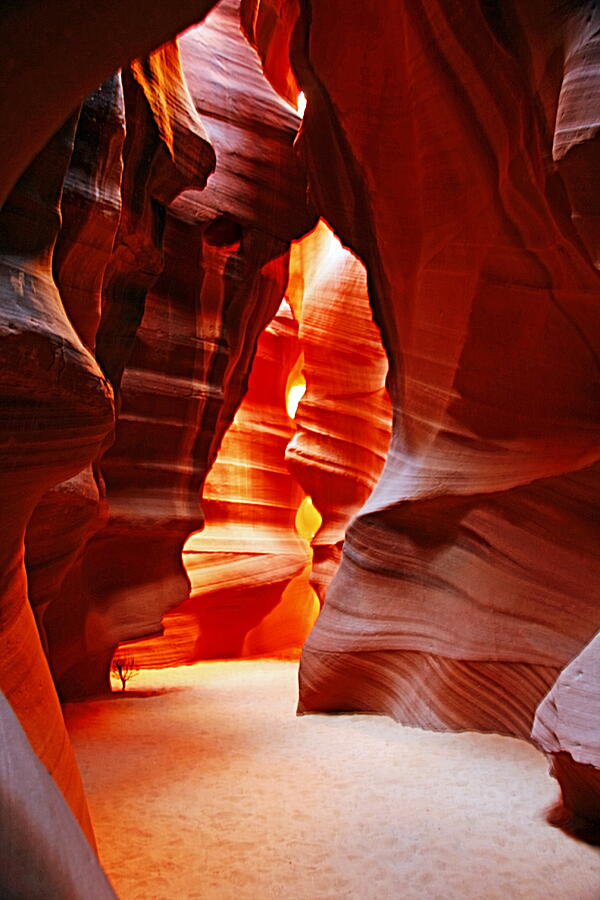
244 0 600 827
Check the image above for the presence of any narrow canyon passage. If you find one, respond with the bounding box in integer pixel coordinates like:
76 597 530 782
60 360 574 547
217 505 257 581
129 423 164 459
64 661 600 900
2 1 600 893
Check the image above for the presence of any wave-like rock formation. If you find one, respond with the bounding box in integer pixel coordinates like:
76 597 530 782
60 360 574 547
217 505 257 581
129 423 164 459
0 109 114 838
39 41 215 700
0 0 235 866
25 76 126 670
1 0 312 879
41 0 315 696
244 0 600 743
0 0 226 207
120 301 318 666
286 221 391 602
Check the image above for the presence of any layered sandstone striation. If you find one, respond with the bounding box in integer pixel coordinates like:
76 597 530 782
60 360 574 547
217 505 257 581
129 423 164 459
0 0 232 865
121 301 318 666
25 76 126 670
46 0 315 694
286 221 391 603
1 0 311 880
245 0 600 755
0 111 114 839
41 42 216 699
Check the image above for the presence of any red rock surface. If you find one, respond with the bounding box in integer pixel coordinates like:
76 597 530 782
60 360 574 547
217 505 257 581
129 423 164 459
240 0 300 105
0 691 117 898
286 221 391 603
0 0 313 876
41 41 215 700
25 77 126 669
120 301 318 666
43 1 315 695
0 0 223 207
0 110 115 840
244 0 600 745
0 0 232 863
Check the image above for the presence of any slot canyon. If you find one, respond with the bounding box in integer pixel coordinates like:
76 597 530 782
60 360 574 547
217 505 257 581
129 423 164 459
0 0 599 897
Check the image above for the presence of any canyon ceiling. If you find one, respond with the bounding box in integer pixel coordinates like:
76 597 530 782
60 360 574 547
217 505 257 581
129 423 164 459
0 0 599 890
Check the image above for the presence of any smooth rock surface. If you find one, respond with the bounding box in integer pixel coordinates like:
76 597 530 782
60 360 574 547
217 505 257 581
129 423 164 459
43 38 215 700
63 0 317 692
533 631 600 839
286 221 391 603
0 691 117 899
0 0 223 206
0 110 114 839
246 0 600 742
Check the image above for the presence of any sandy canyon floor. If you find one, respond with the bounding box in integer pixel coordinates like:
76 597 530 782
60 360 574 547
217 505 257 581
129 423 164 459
64 660 600 899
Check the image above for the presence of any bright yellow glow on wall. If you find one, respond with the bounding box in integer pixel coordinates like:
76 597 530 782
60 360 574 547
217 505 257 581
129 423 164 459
286 380 306 419
297 92 307 116
295 496 322 541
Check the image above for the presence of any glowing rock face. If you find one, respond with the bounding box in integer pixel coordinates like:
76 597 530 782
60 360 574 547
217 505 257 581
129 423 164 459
296 3 599 737
120 302 319 666
187 304 319 660
99 0 315 671
0 9 221 851
0 0 224 209
29 0 316 699
2 2 314 848
286 221 391 603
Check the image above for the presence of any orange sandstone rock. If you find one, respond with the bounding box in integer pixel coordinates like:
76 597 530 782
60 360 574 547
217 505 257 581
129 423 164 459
122 301 318 666
245 0 600 740
43 41 215 699
0 115 114 839
0 0 223 207
286 221 391 603
51 1 315 690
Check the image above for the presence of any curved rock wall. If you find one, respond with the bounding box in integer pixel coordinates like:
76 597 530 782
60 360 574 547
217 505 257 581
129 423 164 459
0 113 114 839
244 0 600 748
0 0 223 206
120 301 318 666
1 0 312 873
25 76 126 670
286 221 391 603
0 0 227 859
41 40 215 700
41 0 315 697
